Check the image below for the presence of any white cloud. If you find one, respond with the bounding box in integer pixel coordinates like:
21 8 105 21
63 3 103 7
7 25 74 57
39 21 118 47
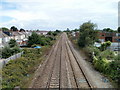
1 0 119 30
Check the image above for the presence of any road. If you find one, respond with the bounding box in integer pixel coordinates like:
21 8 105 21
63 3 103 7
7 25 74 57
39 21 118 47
29 33 111 88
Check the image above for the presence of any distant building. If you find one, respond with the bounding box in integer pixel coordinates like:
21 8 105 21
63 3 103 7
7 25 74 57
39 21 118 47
71 31 79 38
36 31 49 35
97 31 120 51
0 29 51 47
98 31 120 43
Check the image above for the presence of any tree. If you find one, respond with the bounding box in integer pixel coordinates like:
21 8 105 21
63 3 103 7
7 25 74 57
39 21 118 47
52 32 57 36
73 28 79 32
27 32 41 46
78 21 98 47
10 26 18 31
47 31 53 35
19 28 25 32
55 30 61 33
1 27 9 31
117 27 120 33
9 39 18 48
103 28 114 32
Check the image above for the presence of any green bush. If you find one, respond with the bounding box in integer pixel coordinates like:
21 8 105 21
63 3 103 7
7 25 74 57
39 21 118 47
109 60 120 86
2 46 21 59
2 48 43 88
99 49 115 60
93 55 120 87
28 32 56 46
114 55 120 61
100 41 111 51
2 47 12 59
11 46 21 54
9 39 18 48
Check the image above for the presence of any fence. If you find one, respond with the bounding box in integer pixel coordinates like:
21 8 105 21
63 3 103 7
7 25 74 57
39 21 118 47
0 51 23 69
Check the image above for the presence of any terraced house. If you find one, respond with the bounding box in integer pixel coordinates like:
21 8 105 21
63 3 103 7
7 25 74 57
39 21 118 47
0 30 10 48
0 29 30 48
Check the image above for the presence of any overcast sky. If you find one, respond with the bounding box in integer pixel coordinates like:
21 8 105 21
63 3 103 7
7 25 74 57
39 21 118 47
0 0 119 30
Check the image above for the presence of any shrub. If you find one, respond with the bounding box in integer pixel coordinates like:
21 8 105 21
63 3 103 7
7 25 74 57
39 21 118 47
99 49 115 60
100 41 111 51
28 32 56 46
2 46 12 59
9 39 18 48
2 46 21 59
109 60 120 86
11 46 21 54
93 56 109 73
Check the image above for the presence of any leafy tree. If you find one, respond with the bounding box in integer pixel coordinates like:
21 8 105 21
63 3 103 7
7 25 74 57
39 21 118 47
67 28 70 31
10 26 18 31
52 32 57 36
28 32 41 46
19 28 25 32
78 21 98 47
9 39 18 48
1 27 9 31
73 28 79 32
55 30 61 33
117 27 120 33
47 31 53 35
103 28 114 32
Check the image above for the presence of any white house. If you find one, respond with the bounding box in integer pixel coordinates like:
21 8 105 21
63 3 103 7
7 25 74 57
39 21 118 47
36 31 49 35
0 38 3 48
0 30 10 48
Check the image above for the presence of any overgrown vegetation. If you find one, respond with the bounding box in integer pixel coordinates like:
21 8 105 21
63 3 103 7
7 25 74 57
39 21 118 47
2 39 21 59
100 41 111 51
93 49 120 87
68 21 120 87
2 48 48 88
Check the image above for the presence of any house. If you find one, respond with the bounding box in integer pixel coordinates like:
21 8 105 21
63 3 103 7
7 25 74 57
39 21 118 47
0 29 10 48
36 31 49 35
0 37 3 48
98 31 120 43
97 31 120 51
71 31 79 38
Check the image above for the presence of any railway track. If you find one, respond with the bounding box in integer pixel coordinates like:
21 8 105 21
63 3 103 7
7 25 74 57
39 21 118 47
65 33 93 88
30 33 95 89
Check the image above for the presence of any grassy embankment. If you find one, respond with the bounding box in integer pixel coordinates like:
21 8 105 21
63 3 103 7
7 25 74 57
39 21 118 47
2 34 60 88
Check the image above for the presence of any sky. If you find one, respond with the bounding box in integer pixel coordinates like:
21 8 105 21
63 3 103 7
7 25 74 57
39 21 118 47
0 0 119 30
